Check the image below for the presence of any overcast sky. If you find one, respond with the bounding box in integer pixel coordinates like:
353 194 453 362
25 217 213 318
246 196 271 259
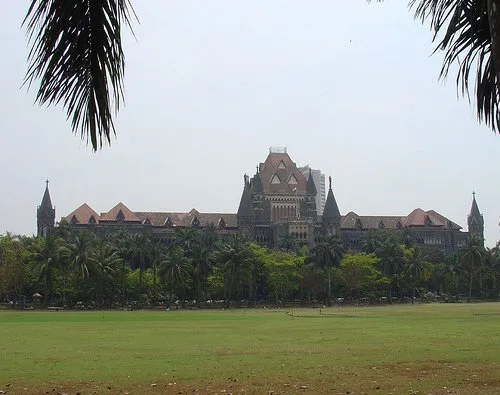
1 1 499 247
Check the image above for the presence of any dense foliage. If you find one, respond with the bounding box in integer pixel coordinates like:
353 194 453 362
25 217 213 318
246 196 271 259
1 226 498 308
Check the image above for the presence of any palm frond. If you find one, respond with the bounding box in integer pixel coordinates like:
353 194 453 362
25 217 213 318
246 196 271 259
23 0 136 150
411 0 500 132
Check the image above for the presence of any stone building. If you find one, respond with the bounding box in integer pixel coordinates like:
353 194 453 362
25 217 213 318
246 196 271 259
38 149 484 252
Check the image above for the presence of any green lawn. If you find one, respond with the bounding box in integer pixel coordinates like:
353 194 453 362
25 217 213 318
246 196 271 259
1 303 500 394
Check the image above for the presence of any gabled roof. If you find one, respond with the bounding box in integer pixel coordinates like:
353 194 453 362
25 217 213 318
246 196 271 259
62 203 100 224
340 212 405 230
258 152 308 194
134 211 238 228
340 208 462 231
100 202 141 222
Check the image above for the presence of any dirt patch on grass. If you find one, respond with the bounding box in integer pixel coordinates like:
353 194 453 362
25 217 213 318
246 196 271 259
3 361 500 395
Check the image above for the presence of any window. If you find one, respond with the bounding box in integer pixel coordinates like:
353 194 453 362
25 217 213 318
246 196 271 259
270 174 281 184
116 210 125 222
288 174 298 184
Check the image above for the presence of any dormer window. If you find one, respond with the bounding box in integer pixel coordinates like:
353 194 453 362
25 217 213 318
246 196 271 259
355 219 363 229
287 174 298 185
218 218 226 229
396 221 402 229
378 220 385 229
270 174 281 184
191 217 200 228
164 217 173 227
88 216 96 224
70 215 78 225
424 215 432 226
143 217 151 225
116 210 125 222
277 160 286 169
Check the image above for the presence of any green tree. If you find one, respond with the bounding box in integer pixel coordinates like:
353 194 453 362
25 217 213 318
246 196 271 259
212 235 253 303
35 235 65 304
278 233 298 252
459 235 487 298
264 249 303 304
159 246 191 303
402 247 432 300
307 236 344 304
375 239 405 301
126 233 152 299
0 234 31 300
65 231 96 280
191 243 213 302
339 252 385 300
89 242 123 306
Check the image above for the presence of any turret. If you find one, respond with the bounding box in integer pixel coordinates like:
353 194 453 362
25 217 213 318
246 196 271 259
467 191 484 243
37 180 55 237
237 174 255 240
322 176 341 236
251 167 265 222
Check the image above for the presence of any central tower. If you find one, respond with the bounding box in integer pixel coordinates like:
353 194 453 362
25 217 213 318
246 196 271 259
237 147 319 246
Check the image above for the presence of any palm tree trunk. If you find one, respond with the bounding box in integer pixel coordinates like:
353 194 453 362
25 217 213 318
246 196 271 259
469 271 474 298
327 269 332 306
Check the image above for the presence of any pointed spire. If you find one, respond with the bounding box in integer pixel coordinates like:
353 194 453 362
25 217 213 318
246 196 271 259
323 176 341 219
237 179 254 218
37 180 55 237
468 191 484 225
40 180 53 212
306 168 317 196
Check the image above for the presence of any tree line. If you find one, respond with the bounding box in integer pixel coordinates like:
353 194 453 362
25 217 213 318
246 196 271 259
1 224 499 308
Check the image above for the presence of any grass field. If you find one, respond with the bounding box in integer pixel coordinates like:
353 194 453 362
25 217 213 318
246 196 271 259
1 303 500 394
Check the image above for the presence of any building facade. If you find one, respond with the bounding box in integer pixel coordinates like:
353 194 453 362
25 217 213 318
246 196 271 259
38 149 484 252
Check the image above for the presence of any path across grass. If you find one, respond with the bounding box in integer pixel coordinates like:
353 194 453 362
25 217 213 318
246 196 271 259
1 303 500 394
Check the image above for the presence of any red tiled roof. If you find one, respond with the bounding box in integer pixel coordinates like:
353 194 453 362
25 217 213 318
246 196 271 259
62 203 100 224
100 202 141 222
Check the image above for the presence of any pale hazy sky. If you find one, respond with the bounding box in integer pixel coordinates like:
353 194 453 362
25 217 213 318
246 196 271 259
1 1 499 247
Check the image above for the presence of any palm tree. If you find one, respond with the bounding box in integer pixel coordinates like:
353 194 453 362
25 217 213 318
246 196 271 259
190 243 213 302
173 227 200 253
279 233 298 252
23 0 136 150
459 235 486 298
377 0 500 133
89 243 123 306
35 235 64 304
66 231 95 280
159 246 191 303
126 233 152 299
212 235 253 303
403 247 431 300
307 235 344 304
375 239 405 302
